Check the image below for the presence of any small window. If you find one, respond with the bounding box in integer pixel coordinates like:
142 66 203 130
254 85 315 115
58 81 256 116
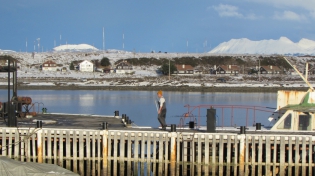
298 114 311 131
277 113 291 129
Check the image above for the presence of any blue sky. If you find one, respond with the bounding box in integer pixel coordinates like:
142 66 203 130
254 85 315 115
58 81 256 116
0 0 314 53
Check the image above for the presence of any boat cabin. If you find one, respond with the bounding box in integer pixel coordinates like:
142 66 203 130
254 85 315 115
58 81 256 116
269 90 315 131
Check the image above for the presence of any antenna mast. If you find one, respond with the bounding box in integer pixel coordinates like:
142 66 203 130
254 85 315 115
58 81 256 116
122 33 125 50
26 38 27 53
103 27 105 51
283 57 314 91
37 38 40 53
186 40 188 53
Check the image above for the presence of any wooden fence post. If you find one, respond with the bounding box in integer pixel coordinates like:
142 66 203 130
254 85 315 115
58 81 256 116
239 134 245 175
37 129 43 163
170 132 177 176
102 130 108 175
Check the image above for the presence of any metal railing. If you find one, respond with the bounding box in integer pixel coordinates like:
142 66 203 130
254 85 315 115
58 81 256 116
181 104 277 128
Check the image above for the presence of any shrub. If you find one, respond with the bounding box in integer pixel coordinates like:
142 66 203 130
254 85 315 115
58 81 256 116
100 57 110 66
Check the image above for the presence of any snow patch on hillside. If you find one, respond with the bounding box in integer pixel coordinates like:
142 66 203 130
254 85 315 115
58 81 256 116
53 44 98 52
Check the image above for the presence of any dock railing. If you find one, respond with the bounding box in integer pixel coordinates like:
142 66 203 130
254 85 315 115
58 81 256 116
182 104 277 128
0 127 314 176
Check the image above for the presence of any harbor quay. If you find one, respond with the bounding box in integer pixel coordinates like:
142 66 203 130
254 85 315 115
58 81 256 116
0 113 314 176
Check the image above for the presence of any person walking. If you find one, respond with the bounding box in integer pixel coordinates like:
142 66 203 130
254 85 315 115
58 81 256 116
157 90 167 130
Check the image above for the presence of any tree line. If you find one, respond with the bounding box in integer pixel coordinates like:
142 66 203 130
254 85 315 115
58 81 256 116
69 56 294 75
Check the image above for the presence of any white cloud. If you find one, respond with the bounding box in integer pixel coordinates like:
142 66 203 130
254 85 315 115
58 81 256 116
248 0 315 11
212 4 260 20
245 13 260 20
273 11 306 21
212 4 243 18
246 0 315 20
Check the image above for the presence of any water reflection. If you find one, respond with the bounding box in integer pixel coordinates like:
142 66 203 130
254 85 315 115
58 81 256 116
0 90 276 127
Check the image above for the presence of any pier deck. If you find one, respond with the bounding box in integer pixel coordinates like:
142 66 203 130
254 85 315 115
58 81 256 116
0 113 125 129
2 113 315 136
1 113 315 136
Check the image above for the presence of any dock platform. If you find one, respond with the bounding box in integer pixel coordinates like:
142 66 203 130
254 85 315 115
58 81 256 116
2 113 315 136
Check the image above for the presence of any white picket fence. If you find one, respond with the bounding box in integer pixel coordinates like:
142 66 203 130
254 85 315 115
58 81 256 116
0 127 314 176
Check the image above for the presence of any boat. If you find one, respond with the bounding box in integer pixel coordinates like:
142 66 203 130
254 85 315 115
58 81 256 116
173 57 315 133
268 57 315 131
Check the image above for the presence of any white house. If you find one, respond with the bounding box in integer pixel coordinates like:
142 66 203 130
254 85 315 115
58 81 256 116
79 60 94 72
42 60 57 71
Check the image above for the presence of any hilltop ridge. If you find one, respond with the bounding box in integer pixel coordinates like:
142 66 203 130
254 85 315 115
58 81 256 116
209 37 315 55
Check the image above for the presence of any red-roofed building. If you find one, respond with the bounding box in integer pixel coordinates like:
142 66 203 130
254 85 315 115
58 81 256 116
260 65 281 74
215 65 240 75
115 61 133 74
42 60 57 71
174 64 194 75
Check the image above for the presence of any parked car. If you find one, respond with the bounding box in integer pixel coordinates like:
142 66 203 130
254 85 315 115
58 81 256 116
216 78 226 83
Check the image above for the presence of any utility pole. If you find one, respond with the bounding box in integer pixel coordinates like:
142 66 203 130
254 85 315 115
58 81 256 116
169 59 170 81
258 59 260 82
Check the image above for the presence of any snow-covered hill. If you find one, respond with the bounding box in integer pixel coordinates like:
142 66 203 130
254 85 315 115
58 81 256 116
0 49 16 54
209 37 315 55
53 44 98 52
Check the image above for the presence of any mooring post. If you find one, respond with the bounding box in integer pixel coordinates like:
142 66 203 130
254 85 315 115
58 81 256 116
170 127 177 176
37 129 43 163
239 134 245 175
102 129 108 175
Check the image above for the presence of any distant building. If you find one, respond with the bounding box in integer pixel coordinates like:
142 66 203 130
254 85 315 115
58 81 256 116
215 65 240 75
115 61 133 74
79 60 94 72
42 60 57 71
194 66 208 74
260 65 281 74
287 69 299 75
174 64 194 75
61 67 67 72
103 67 114 73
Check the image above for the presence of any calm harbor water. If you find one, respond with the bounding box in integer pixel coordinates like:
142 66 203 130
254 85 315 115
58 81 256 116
0 90 277 128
